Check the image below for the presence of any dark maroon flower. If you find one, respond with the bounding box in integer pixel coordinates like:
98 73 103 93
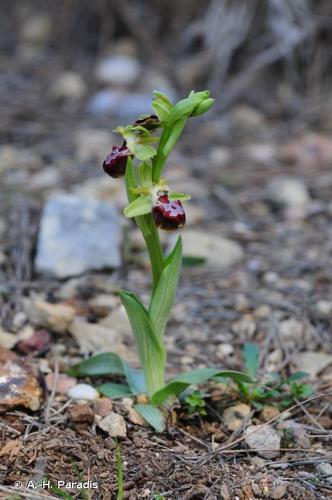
152 195 185 231
103 142 131 178
134 114 160 131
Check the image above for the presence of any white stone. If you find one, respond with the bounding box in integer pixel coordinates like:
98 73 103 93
35 194 122 278
0 330 17 349
69 318 120 353
67 384 100 401
245 424 280 459
295 351 332 378
268 176 310 219
51 72 87 100
95 55 141 86
174 230 243 269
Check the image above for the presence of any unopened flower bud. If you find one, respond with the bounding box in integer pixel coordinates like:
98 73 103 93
134 114 160 130
152 195 185 231
102 142 132 178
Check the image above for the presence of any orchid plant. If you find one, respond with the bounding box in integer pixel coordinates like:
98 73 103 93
69 91 251 431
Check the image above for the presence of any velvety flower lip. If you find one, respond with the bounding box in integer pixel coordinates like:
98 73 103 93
103 142 131 178
134 114 160 130
152 195 185 231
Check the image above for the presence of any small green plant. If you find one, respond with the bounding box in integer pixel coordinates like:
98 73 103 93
183 390 207 416
115 440 123 500
68 91 252 431
232 343 314 409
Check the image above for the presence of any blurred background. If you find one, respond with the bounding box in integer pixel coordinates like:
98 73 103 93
1 0 332 337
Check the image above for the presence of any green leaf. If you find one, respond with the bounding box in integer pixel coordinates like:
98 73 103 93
285 372 309 384
134 404 166 432
167 91 209 126
119 290 165 396
151 368 253 406
135 144 156 161
137 162 153 187
115 440 123 500
162 118 186 157
149 237 182 340
67 352 126 377
124 195 153 218
97 383 133 398
168 192 191 202
243 343 259 378
182 256 206 267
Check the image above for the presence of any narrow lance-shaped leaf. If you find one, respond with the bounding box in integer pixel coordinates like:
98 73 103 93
119 290 166 396
149 237 182 341
151 368 253 406
134 404 166 432
67 352 126 377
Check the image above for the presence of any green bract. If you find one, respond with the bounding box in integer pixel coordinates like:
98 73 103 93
68 90 253 432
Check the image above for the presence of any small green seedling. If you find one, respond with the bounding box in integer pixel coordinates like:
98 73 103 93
232 343 314 409
68 91 252 431
183 390 207 417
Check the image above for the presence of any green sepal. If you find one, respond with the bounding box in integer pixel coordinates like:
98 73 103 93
152 91 173 122
137 162 153 187
190 97 214 117
168 192 191 202
124 194 153 218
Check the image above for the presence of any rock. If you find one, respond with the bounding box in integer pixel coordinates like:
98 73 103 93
175 230 243 269
315 300 332 317
50 72 87 100
245 424 281 459
209 147 231 167
270 483 288 500
122 397 146 426
89 294 118 317
317 462 332 483
75 129 116 163
260 405 280 423
280 133 332 167
69 404 95 424
45 373 77 394
0 357 43 411
95 55 141 86
294 351 332 378
73 177 127 209
20 15 51 44
27 167 60 192
69 318 120 353
278 318 304 345
243 143 277 164
0 329 17 349
94 398 113 417
223 404 251 431
24 299 75 334
67 384 100 401
216 343 234 361
96 412 127 437
0 146 42 175
268 176 310 219
16 327 51 354
87 90 152 118
100 306 131 336
278 420 310 449
231 106 266 135
35 194 122 278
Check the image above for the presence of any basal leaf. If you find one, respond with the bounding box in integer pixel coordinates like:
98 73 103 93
151 368 253 406
67 352 126 377
134 404 166 432
119 290 165 396
97 383 133 398
243 343 259 379
149 237 182 340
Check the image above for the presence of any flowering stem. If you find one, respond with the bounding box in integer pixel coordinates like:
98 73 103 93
139 215 164 293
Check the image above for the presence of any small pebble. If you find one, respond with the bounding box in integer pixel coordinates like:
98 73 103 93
67 383 100 401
